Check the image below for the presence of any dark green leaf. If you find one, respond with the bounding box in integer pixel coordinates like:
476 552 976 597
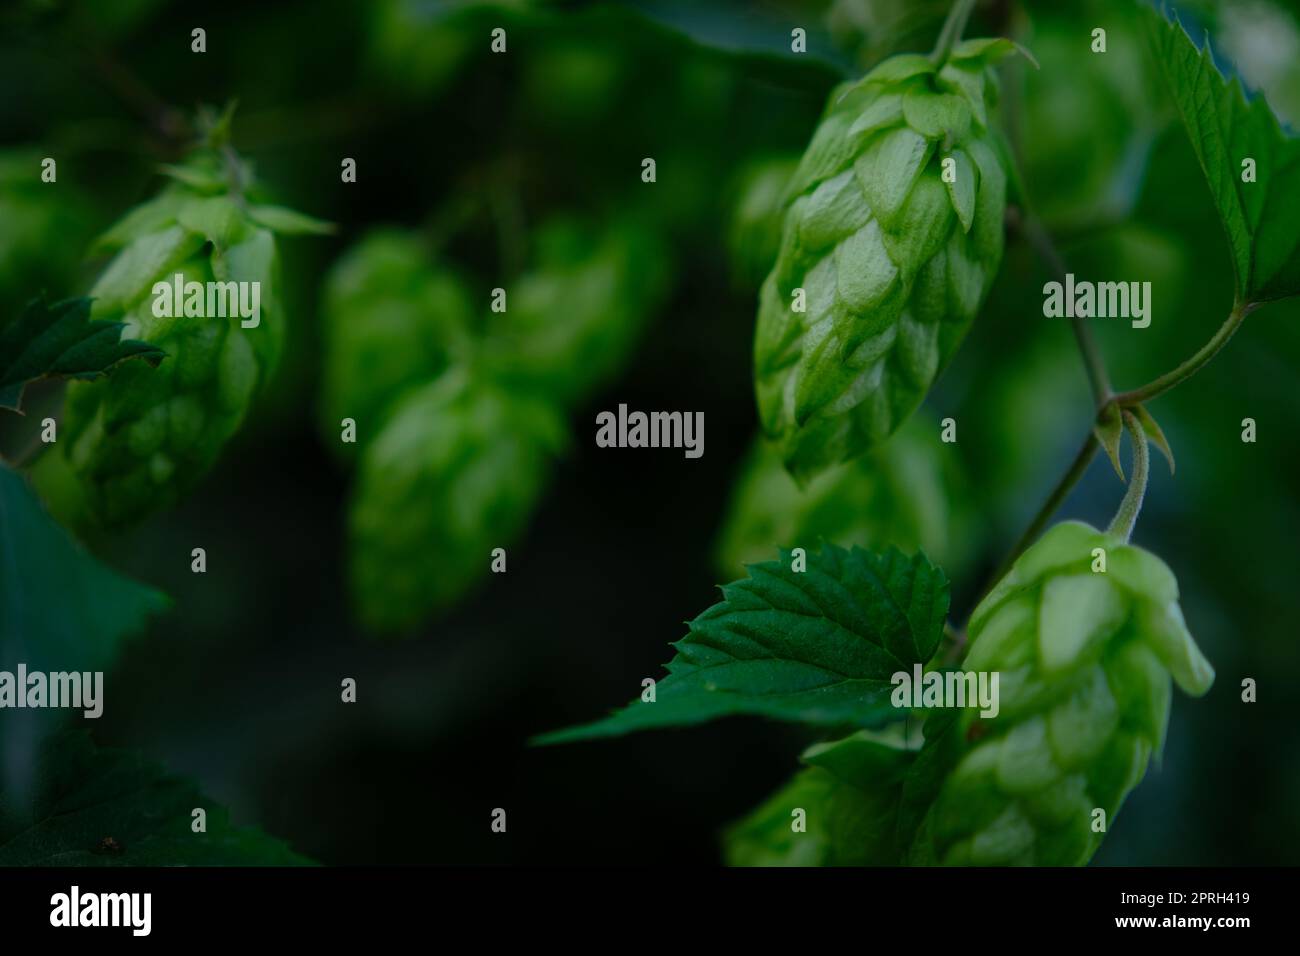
0 463 169 796
0 730 312 865
1144 6 1300 304
536 543 949 743
0 296 165 412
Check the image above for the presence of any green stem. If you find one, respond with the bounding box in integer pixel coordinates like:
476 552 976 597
1019 210 1112 405
1106 410 1149 542
974 431 1099 616
1114 301 1253 407
930 0 978 65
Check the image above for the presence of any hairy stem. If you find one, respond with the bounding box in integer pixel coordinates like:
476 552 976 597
973 431 1099 617
931 0 978 64
1114 301 1253 407
1106 410 1149 542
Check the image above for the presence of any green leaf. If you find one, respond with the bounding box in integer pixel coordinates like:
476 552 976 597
0 463 169 795
0 463 166 670
1143 6 1300 304
725 728 915 866
0 730 312 865
0 296 165 412
247 204 337 236
536 543 950 744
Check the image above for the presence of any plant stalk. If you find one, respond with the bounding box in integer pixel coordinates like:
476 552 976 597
1114 301 1253 407
931 0 978 65
1106 410 1149 542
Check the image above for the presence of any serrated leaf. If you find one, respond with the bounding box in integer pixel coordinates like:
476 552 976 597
0 296 165 411
1132 403 1175 475
1144 6 1300 304
1093 402 1125 481
247 204 337 236
0 730 311 865
536 543 950 744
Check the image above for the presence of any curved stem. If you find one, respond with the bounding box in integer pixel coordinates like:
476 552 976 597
1106 410 1149 542
930 0 978 65
1114 302 1252 407
973 431 1099 615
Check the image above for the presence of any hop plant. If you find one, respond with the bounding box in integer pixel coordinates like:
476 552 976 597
349 368 566 634
755 40 1021 482
320 230 473 457
904 521 1214 866
57 140 328 528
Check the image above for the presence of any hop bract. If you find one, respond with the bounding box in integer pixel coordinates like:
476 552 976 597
907 521 1214 865
755 40 1020 482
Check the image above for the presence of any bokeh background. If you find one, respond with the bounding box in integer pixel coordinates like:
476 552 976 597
1 0 1298 864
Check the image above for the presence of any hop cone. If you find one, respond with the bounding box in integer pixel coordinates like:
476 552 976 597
349 368 566 634
755 41 1019 482
59 147 314 528
484 217 669 409
905 521 1214 865
320 230 473 456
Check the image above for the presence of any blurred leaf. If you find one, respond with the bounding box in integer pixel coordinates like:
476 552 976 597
0 730 311 865
0 295 163 412
0 463 168 797
537 543 949 744
627 0 853 79
0 463 166 670
1144 5 1300 304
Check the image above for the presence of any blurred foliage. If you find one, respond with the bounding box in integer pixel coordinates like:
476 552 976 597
714 415 977 583
0 0 1297 866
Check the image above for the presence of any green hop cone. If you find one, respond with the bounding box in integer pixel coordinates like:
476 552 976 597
349 368 566 634
58 146 326 528
904 521 1214 866
755 40 1021 482
320 230 473 457
484 217 669 409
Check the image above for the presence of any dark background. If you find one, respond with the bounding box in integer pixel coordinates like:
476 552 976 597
1 0 1298 864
